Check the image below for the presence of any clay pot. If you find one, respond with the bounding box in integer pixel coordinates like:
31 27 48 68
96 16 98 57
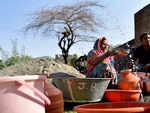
118 69 140 90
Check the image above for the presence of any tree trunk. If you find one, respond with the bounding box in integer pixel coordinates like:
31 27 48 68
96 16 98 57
62 52 68 64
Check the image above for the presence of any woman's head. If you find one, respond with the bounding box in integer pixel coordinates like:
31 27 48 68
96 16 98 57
94 37 109 52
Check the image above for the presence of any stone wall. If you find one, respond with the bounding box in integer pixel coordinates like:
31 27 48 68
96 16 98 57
135 4 150 46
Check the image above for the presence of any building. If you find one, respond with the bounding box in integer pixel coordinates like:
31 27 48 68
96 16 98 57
135 4 150 46
114 4 150 71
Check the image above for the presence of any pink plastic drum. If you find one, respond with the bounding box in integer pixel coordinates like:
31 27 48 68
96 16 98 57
0 75 50 113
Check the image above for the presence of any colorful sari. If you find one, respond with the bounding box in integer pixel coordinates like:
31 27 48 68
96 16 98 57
86 37 118 83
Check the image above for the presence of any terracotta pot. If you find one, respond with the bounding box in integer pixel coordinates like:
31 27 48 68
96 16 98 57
105 89 141 102
74 102 150 113
118 69 140 90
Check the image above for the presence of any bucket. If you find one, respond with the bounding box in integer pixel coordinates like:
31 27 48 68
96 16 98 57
74 102 150 113
0 75 50 113
45 81 64 113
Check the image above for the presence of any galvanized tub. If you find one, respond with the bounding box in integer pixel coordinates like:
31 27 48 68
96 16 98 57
52 78 111 103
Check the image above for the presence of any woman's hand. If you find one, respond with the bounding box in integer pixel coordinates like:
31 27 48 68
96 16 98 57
106 50 119 57
106 49 128 57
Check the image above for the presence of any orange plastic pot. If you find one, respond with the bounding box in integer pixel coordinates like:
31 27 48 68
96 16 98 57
118 69 140 90
105 89 141 102
74 102 150 113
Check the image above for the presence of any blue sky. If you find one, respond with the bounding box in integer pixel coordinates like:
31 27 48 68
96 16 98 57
0 0 150 58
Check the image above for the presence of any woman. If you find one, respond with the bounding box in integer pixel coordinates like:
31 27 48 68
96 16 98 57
86 37 121 84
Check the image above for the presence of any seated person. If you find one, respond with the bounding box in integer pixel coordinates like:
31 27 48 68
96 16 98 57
86 36 122 84
132 32 150 73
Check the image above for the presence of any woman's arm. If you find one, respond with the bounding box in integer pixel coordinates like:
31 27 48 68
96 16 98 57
91 52 108 65
91 51 118 65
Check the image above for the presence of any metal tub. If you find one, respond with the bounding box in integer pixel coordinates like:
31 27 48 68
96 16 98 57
52 77 111 103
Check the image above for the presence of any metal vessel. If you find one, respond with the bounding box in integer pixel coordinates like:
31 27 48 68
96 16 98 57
52 77 111 103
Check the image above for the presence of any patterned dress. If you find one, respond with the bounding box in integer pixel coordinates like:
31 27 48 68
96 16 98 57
86 37 119 83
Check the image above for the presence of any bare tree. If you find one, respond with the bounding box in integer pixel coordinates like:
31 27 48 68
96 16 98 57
25 1 104 64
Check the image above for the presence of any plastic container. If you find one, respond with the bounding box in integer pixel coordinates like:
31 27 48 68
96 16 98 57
105 89 141 102
74 102 150 113
0 75 50 113
45 81 64 113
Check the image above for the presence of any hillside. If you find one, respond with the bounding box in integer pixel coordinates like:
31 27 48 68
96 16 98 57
0 57 85 78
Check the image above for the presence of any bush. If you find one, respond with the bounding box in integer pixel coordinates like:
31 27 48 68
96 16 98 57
4 56 31 67
0 60 5 70
0 39 32 69
70 54 78 66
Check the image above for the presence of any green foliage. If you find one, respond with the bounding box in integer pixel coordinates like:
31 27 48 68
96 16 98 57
0 39 32 70
5 56 19 67
70 54 78 66
0 60 5 70
4 56 31 67
0 47 9 62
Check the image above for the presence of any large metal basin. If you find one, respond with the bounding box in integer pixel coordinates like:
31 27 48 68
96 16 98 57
52 77 111 103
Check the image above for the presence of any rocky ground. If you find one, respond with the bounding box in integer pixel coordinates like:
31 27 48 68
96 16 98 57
0 56 85 78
